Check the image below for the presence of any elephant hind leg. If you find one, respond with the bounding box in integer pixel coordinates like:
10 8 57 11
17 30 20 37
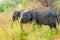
49 23 58 34
49 23 57 29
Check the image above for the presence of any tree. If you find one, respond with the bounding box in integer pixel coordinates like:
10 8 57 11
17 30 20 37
38 0 53 7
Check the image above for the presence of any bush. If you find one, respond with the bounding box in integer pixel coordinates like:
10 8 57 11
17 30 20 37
0 5 4 12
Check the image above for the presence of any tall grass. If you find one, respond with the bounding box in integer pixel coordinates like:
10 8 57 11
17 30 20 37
0 12 60 40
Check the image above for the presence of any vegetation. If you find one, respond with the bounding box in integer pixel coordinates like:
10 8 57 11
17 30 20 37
0 13 60 40
0 0 60 40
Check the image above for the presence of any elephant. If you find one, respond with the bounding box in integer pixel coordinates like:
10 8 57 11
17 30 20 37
20 7 59 29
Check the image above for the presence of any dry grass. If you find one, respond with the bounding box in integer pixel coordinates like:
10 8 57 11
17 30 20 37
0 12 60 40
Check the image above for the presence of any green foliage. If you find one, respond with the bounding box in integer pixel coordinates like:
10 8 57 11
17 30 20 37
0 0 22 12
0 0 60 12
12 0 22 4
1 0 15 12
21 0 29 8
0 4 4 12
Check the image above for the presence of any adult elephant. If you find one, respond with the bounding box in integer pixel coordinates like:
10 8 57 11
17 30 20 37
20 7 59 29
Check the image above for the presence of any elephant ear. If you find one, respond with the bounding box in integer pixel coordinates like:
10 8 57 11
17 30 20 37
20 11 29 23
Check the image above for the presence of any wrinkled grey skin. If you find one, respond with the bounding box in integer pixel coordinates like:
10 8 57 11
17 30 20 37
20 7 59 29
12 10 23 21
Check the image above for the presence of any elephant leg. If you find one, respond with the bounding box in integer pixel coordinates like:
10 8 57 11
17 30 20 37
37 24 42 29
53 23 58 34
20 12 24 31
53 23 56 29
32 13 36 31
20 19 24 32
49 23 58 34
32 20 36 30
49 24 53 34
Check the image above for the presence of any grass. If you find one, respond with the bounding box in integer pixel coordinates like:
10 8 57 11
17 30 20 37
0 12 60 40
